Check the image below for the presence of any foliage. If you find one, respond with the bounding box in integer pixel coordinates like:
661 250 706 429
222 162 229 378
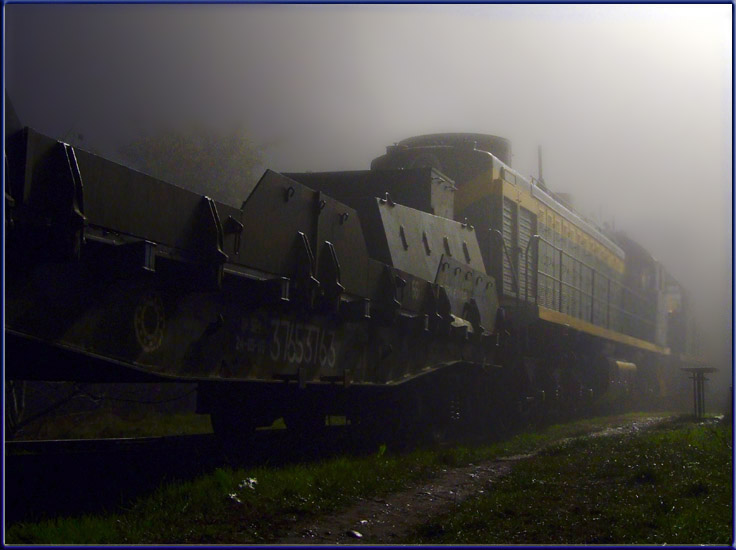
24 410 213 440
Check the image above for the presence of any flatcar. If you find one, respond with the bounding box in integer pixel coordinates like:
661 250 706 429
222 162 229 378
5 104 703 443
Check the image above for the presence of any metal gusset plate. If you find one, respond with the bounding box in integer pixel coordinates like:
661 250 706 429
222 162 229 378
435 254 498 334
314 191 370 298
370 197 485 282
236 171 370 300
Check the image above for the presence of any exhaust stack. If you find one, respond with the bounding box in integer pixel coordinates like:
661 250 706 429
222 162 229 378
537 144 545 185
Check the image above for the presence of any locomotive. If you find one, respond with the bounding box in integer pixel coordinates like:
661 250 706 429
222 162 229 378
5 101 703 443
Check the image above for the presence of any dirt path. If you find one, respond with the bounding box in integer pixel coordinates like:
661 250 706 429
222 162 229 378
274 415 671 545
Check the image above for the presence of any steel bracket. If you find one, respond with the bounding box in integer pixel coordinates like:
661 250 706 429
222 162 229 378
317 241 345 313
290 231 320 309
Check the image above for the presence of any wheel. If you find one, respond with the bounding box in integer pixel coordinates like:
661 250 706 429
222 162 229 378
210 407 257 459
393 386 452 448
6 380 26 438
283 411 326 435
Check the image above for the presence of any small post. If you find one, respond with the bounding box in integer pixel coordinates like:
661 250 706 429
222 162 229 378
692 373 697 417
538 144 545 184
683 367 717 419
699 373 706 417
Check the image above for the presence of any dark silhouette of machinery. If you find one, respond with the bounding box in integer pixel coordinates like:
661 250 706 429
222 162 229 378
6 104 706 443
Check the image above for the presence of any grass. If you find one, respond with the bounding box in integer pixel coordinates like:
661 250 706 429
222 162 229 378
15 409 345 439
7 446 436 543
14 409 213 440
6 411 684 544
407 416 733 545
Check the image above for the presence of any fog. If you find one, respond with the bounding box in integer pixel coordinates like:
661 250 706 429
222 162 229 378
5 5 732 396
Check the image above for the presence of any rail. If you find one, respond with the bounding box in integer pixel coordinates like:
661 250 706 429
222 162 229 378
519 234 657 339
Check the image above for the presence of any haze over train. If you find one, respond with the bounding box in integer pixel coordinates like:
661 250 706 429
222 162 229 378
6 4 731 392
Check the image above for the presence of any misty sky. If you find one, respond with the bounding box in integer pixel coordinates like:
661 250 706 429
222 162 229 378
5 4 732 371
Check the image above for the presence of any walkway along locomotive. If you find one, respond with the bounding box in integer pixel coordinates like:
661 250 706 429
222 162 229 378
5 104 704 443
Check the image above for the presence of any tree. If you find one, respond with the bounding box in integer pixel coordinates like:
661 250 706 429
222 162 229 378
118 125 264 207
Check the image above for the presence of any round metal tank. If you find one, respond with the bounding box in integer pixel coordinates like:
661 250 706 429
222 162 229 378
397 133 512 166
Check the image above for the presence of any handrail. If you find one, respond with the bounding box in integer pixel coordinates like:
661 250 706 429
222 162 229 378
535 235 655 307
491 229 656 338
535 272 656 328
529 234 657 336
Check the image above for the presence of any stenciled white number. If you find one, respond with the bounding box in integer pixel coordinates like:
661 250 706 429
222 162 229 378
266 318 336 367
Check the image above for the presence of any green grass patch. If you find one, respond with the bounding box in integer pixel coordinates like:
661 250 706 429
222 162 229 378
17 409 213 440
408 417 733 544
6 412 676 544
7 449 438 543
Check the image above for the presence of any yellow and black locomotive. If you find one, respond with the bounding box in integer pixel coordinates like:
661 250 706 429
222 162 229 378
5 115 703 442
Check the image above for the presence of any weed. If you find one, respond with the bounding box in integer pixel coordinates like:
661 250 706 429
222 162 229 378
6 411 686 544
406 419 732 544
13 410 212 440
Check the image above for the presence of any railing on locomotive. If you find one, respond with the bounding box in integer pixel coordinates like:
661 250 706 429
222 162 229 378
524 235 657 339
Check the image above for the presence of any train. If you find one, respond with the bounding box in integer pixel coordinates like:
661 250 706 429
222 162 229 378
5 99 705 444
